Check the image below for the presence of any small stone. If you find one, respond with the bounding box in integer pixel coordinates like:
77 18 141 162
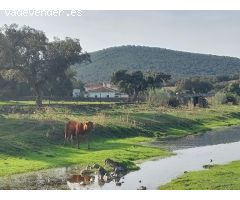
90 176 95 182
103 174 111 182
137 186 147 190
114 166 125 174
116 182 122 186
98 167 107 177
110 172 115 176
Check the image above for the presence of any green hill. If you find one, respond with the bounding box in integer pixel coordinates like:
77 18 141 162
74 45 240 83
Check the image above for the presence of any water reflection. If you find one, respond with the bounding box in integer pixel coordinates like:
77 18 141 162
152 126 240 150
67 174 95 190
0 164 126 189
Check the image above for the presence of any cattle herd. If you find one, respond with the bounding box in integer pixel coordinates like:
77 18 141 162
64 120 94 149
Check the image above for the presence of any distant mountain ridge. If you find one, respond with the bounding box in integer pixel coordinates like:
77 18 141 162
74 45 240 83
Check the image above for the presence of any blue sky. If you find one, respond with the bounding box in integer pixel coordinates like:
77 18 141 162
0 10 240 57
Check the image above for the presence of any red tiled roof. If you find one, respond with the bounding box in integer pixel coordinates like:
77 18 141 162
87 86 118 93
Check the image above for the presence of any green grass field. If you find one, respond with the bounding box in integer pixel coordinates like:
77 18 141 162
0 100 113 106
160 161 240 190
1 102 240 177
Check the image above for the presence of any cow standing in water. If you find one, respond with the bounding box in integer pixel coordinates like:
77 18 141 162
64 120 94 149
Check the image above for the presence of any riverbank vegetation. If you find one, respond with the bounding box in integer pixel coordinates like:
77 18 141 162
160 161 240 190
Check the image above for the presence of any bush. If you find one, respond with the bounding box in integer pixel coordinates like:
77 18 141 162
146 88 170 106
227 82 240 96
198 97 208 108
213 92 227 104
226 93 238 105
213 92 239 105
168 96 180 107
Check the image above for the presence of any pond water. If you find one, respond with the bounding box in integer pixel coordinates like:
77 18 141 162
1 126 240 190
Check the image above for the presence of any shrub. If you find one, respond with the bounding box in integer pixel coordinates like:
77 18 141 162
146 88 170 106
226 93 238 105
198 97 208 108
213 92 227 104
227 82 240 96
213 92 239 105
168 96 180 107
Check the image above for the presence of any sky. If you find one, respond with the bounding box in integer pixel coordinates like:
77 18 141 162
0 10 240 57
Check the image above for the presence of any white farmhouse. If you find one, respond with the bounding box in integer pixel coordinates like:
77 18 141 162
84 86 128 99
72 89 81 98
84 86 117 98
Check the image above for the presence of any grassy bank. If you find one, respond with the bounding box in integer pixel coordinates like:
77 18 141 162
160 161 240 190
0 103 240 177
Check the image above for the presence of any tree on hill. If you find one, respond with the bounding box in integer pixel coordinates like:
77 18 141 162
0 24 90 107
176 77 213 94
145 71 171 89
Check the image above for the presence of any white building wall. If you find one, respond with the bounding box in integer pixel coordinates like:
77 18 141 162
119 94 129 98
86 92 116 98
72 89 81 98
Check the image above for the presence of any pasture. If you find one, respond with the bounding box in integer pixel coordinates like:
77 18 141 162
1 102 240 177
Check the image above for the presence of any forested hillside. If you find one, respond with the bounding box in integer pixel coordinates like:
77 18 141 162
74 45 240 83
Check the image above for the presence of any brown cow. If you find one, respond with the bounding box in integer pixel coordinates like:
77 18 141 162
83 121 94 149
64 120 94 149
83 121 94 132
64 120 84 149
